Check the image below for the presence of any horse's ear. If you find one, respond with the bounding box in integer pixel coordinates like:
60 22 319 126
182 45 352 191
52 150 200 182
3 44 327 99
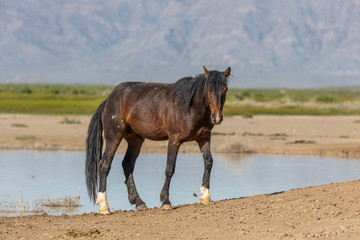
224 67 231 79
203 66 210 79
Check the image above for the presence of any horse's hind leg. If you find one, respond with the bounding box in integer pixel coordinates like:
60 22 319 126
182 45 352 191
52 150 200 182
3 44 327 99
97 136 122 214
122 135 147 211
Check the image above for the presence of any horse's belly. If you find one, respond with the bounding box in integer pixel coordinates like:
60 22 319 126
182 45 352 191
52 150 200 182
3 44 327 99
128 122 168 141
145 134 168 141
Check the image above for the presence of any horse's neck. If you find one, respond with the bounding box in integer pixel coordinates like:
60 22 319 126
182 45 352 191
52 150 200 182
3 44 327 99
191 90 210 117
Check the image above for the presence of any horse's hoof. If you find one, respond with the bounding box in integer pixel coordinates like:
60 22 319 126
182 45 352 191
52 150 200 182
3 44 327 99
99 208 111 215
200 198 211 205
200 186 211 206
161 204 172 211
136 204 148 211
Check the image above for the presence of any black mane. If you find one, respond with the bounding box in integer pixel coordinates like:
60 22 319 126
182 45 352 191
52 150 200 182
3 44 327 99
169 71 228 114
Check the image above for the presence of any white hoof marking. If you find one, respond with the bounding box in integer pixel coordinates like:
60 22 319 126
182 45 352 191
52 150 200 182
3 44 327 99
96 192 110 213
200 186 211 205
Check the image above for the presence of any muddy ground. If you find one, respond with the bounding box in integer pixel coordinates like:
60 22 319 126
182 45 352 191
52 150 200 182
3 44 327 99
1 114 360 239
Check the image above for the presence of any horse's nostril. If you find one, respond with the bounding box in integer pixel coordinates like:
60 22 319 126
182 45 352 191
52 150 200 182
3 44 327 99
211 114 223 125
211 114 217 124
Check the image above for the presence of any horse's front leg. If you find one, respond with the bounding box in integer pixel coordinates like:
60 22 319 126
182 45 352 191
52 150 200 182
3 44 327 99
197 139 213 205
160 140 180 210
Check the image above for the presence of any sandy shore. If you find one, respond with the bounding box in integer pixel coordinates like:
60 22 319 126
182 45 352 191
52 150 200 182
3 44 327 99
1 114 360 158
1 114 360 239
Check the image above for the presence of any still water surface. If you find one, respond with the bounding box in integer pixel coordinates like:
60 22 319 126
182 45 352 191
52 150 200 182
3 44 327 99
1 151 360 215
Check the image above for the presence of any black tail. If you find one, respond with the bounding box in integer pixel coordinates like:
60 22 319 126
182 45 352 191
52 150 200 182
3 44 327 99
85 101 106 203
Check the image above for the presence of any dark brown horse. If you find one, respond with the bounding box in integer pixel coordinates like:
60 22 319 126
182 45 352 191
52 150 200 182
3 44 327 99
86 66 231 214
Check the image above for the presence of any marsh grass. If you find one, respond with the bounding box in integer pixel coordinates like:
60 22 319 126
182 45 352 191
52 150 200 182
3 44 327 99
0 195 31 216
0 190 81 216
33 194 81 215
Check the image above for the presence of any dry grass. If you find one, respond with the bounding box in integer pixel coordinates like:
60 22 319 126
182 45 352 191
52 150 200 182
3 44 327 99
0 195 30 216
0 189 81 217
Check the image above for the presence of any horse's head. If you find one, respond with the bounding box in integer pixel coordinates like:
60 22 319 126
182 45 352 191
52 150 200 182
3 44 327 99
203 66 231 125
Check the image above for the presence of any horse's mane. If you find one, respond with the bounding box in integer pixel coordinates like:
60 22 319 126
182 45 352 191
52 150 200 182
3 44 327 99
169 71 228 114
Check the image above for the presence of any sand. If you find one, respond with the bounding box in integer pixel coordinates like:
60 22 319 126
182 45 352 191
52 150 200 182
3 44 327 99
1 114 360 158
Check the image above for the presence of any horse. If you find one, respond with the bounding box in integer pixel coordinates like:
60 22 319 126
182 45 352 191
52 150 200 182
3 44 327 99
85 66 231 214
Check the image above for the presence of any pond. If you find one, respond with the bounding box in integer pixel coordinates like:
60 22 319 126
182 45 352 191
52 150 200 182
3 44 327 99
1 151 360 216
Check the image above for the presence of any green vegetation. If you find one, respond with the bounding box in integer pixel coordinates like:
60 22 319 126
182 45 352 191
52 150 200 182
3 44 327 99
340 135 350 138
1 84 360 115
291 140 316 144
212 132 236 136
15 135 40 141
223 105 360 116
11 123 28 128
59 117 81 124
227 87 360 103
242 132 263 136
0 84 112 115
225 87 360 116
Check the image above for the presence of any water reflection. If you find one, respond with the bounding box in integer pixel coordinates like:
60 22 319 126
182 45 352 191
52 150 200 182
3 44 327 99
1 151 360 216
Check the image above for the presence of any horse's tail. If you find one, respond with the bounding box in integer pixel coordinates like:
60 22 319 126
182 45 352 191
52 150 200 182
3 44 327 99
85 100 106 203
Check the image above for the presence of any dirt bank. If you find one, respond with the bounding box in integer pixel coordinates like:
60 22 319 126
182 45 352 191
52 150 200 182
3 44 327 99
1 114 360 239
1 180 360 239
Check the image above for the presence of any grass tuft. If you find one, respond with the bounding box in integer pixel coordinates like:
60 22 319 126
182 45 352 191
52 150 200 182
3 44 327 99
242 132 263 136
59 117 81 124
0 189 81 217
15 135 39 141
11 123 28 128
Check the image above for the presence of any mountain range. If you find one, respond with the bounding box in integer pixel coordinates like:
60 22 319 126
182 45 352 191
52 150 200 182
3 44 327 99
1 0 360 88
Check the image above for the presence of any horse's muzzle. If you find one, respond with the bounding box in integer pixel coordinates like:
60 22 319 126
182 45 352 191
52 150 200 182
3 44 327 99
211 113 223 125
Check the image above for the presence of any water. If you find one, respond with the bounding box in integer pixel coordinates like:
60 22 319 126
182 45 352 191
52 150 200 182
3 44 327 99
1 151 360 216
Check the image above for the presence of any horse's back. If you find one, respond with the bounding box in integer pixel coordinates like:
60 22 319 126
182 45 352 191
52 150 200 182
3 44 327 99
104 81 174 140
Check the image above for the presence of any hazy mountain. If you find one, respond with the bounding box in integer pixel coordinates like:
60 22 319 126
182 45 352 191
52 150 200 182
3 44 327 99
1 0 360 88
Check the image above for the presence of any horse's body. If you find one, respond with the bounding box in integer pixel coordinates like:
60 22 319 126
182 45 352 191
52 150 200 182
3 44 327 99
86 66 230 214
